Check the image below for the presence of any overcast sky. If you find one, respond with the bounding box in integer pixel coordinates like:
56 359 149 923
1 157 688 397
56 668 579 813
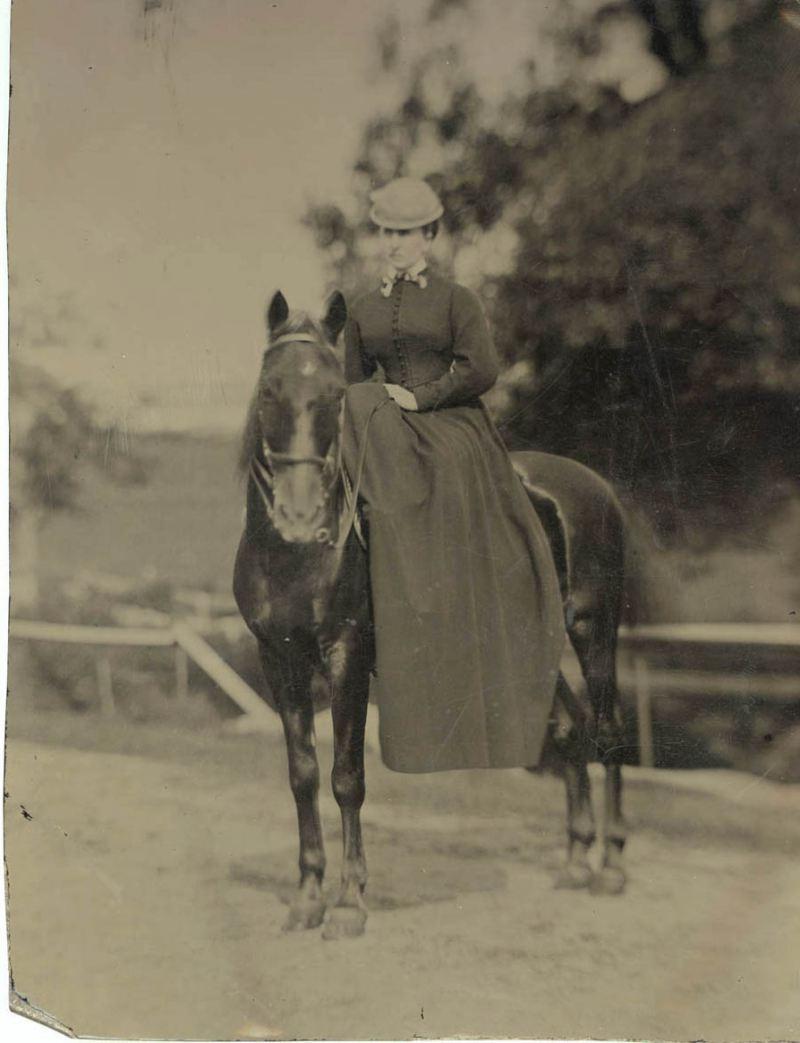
9 0 418 432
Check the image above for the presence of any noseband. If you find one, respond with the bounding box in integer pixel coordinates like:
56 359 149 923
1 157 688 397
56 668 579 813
250 420 343 547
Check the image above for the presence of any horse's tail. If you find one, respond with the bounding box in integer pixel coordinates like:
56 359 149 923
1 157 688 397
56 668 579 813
620 515 644 628
618 506 689 628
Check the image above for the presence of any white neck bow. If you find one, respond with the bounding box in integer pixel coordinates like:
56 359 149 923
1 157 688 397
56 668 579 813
380 260 429 297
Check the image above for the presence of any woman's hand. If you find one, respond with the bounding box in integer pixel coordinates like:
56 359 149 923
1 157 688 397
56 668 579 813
384 384 419 411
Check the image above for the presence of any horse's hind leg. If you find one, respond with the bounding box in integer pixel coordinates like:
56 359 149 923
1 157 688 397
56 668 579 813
322 647 371 941
596 759 626 895
568 611 627 895
546 674 596 890
261 645 327 931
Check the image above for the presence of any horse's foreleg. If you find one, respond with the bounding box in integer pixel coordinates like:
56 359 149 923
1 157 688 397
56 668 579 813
322 644 370 940
549 674 596 890
263 644 327 932
280 701 328 929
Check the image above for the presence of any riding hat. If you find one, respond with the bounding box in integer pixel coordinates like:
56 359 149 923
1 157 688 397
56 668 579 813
369 177 444 230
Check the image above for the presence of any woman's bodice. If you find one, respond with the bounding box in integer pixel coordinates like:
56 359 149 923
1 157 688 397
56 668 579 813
344 273 499 412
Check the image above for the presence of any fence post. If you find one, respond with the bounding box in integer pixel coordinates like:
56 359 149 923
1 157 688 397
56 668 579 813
96 655 115 717
174 645 189 702
633 654 655 768
172 623 280 730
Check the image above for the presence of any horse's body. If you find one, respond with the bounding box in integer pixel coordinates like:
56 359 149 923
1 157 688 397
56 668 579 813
234 291 627 939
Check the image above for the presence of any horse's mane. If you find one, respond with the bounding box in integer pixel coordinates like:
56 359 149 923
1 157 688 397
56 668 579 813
236 311 332 476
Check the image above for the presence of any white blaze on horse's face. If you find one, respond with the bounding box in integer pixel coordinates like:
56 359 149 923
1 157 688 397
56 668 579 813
270 410 327 543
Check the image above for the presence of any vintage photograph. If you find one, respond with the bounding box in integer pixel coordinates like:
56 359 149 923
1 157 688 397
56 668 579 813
5 0 799 1040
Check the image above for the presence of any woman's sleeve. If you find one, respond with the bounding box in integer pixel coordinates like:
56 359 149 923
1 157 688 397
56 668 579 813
413 284 500 412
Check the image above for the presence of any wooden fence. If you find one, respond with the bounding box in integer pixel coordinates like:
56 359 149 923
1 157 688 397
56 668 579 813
9 617 799 764
8 617 281 734
617 623 800 766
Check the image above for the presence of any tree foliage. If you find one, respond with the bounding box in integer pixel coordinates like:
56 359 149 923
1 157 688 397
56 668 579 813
10 295 148 517
11 361 149 516
305 0 798 541
11 363 97 512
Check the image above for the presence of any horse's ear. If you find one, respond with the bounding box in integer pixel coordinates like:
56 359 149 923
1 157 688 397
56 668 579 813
321 291 347 345
266 291 289 334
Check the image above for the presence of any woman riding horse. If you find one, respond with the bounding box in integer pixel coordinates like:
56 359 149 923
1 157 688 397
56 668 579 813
342 177 566 774
235 178 627 937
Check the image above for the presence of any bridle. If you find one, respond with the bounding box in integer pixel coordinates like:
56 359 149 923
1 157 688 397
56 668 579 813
249 331 367 550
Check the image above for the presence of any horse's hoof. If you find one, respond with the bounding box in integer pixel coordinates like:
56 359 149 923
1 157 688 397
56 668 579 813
282 898 326 932
554 862 593 890
590 866 626 896
321 904 367 941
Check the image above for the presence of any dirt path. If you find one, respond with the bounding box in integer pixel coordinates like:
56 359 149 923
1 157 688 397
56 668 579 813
5 727 800 1041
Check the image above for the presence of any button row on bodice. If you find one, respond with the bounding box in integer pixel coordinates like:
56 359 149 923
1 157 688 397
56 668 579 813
390 281 411 388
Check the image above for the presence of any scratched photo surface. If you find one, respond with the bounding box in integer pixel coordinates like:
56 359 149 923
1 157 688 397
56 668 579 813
5 1 800 1040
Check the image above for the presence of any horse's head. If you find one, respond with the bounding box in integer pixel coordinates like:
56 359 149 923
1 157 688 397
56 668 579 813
245 289 348 544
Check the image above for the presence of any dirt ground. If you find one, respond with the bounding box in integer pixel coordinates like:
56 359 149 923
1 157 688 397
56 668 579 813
5 706 800 1043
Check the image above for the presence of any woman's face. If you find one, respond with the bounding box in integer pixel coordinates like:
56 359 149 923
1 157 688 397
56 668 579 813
379 226 429 272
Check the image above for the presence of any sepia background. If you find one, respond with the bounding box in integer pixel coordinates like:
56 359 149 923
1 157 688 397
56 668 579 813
5 1 800 1040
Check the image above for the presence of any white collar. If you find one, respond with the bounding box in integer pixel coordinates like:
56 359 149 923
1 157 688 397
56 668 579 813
380 258 429 297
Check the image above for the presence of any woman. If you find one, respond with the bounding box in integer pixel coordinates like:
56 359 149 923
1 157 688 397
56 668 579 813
343 176 565 773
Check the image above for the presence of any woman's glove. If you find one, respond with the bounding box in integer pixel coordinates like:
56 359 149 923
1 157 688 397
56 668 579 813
384 384 419 411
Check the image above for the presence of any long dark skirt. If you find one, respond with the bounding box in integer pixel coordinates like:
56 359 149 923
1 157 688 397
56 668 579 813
342 382 565 773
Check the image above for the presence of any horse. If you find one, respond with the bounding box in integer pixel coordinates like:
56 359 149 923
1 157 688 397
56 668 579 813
233 290 628 940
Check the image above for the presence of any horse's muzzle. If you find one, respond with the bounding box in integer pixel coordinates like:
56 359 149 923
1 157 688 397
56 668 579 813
272 496 330 545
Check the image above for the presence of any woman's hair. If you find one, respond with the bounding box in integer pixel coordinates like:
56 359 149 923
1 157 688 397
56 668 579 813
377 219 440 239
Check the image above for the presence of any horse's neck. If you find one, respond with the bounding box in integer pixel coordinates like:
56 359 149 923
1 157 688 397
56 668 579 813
243 473 365 637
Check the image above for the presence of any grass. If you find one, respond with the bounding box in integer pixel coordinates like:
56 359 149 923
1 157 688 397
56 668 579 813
38 431 245 592
34 429 800 623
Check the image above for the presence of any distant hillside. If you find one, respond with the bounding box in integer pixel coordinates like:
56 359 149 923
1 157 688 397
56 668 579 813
32 429 800 625
38 431 246 593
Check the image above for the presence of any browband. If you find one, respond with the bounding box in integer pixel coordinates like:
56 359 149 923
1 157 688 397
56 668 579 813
265 331 339 359
270 333 320 347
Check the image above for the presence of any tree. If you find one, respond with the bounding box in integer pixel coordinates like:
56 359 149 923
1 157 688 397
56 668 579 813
305 0 796 541
10 294 147 610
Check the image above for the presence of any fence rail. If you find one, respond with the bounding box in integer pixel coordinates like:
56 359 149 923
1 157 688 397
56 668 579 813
9 619 177 647
9 616 281 733
9 618 799 763
617 623 799 766
618 622 800 650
